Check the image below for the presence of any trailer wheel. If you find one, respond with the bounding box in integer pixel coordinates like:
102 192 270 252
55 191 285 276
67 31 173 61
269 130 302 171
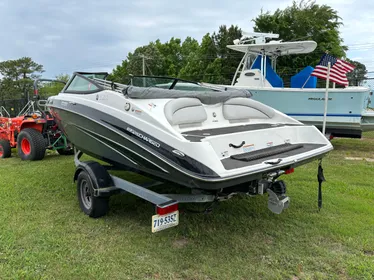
17 128 46 160
77 170 109 218
0 140 11 158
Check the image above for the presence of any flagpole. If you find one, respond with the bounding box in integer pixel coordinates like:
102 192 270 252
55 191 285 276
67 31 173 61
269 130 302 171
322 62 331 135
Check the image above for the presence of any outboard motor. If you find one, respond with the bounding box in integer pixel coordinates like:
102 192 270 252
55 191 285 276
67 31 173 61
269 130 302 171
267 180 290 214
257 170 291 214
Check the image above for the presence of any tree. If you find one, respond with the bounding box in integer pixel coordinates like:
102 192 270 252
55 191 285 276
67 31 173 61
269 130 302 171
177 33 216 81
204 58 225 83
0 57 44 101
346 59 367 86
212 25 242 84
107 25 241 84
252 0 347 77
109 60 130 84
38 74 70 98
180 37 200 65
128 43 164 76
155 37 183 76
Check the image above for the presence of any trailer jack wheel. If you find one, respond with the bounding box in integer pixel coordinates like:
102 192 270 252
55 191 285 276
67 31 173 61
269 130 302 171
77 170 109 218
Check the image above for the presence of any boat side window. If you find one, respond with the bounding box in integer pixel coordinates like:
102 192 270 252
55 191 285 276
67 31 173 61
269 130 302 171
64 75 99 94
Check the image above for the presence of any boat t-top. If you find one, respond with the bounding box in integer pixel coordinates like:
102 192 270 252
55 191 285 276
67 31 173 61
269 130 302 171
218 32 374 139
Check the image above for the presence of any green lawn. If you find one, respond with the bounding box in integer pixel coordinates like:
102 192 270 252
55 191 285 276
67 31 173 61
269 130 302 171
0 135 374 279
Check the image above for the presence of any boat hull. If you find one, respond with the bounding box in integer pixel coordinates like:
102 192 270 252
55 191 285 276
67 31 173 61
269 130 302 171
49 101 329 191
362 109 374 132
225 85 372 137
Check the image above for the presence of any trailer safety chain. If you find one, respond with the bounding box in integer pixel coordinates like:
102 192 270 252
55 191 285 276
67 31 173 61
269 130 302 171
184 200 218 214
185 192 237 214
317 158 326 211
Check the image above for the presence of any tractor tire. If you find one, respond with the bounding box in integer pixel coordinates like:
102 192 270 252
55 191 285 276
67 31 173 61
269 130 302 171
0 140 11 158
77 170 109 218
17 128 46 161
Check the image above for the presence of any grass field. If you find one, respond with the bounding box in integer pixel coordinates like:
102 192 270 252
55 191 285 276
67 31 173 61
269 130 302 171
0 135 374 279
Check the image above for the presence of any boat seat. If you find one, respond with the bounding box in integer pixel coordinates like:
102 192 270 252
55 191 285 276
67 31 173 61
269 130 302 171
164 98 207 126
222 97 275 122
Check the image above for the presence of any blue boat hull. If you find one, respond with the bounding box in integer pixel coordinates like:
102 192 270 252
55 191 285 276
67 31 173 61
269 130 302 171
227 86 373 137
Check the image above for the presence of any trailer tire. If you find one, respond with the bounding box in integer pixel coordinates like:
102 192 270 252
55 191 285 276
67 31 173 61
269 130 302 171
77 170 109 218
0 140 11 158
17 128 46 160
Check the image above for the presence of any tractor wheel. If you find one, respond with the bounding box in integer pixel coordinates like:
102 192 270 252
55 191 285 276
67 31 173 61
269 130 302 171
0 140 11 158
17 128 46 161
77 170 109 218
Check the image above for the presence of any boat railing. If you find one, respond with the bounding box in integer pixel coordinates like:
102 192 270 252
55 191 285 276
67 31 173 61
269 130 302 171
93 78 127 94
0 106 10 118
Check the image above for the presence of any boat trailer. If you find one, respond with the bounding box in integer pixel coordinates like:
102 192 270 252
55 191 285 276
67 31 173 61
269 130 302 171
73 150 295 233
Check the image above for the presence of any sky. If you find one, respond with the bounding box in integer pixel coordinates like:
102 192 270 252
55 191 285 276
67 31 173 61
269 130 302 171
0 0 373 77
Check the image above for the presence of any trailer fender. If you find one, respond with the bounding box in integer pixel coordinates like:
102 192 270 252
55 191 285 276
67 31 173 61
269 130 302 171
74 161 113 191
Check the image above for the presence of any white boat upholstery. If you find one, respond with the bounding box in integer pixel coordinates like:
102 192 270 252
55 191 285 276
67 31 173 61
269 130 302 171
223 97 275 121
164 98 208 125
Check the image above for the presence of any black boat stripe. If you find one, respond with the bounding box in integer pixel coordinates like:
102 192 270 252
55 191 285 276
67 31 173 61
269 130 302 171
75 124 170 173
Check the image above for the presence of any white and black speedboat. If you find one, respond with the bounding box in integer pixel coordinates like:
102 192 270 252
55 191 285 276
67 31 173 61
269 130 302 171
47 72 333 232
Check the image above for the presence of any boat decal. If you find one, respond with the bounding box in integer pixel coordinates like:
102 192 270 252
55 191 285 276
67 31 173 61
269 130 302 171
96 94 108 101
126 127 160 148
172 150 185 157
308 97 332 101
148 103 156 110
267 141 274 147
132 109 143 115
221 151 229 157
243 144 255 153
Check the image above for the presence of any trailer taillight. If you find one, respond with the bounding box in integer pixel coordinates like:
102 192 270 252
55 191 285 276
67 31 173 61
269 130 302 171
285 168 294 174
156 202 178 215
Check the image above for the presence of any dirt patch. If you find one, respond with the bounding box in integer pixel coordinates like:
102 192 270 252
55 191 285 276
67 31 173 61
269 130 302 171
364 250 374 256
345 157 364 161
345 157 374 162
173 238 189 248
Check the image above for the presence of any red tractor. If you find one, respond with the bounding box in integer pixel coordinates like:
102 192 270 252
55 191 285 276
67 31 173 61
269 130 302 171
0 79 73 160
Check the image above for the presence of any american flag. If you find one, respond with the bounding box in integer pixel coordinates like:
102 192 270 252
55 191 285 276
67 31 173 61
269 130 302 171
310 53 355 87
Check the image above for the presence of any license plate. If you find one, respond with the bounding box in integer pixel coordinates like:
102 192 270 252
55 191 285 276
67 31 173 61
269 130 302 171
151 211 179 233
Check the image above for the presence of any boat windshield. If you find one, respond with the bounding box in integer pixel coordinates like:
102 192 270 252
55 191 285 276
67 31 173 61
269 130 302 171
80 73 108 80
129 76 216 92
